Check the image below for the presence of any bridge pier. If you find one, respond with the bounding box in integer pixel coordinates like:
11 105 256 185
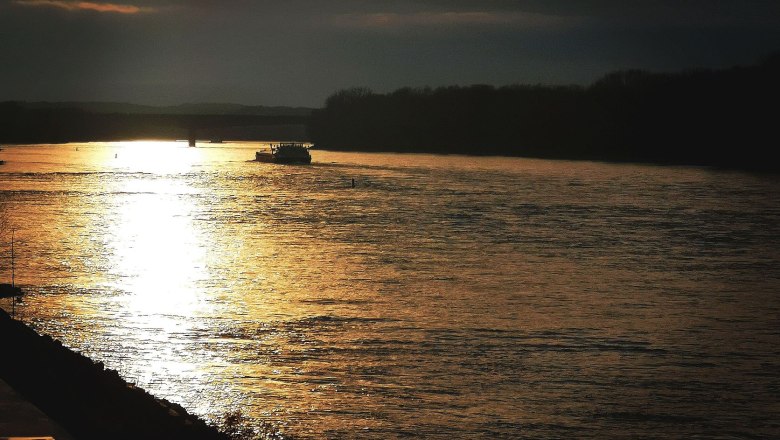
187 128 197 146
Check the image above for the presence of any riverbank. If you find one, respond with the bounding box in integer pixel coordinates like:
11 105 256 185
0 308 227 440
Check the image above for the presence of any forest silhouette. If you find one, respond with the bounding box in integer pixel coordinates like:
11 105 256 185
310 54 779 172
1 54 778 172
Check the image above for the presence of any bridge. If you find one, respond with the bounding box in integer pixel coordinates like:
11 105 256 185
71 112 312 144
0 110 312 144
177 114 311 144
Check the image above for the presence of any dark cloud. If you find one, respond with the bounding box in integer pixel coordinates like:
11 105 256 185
1 0 778 106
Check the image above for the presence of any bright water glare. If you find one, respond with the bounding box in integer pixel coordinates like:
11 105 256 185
1 141 779 439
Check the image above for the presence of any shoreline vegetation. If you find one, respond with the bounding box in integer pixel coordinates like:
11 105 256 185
0 308 282 440
1 54 778 172
310 54 778 172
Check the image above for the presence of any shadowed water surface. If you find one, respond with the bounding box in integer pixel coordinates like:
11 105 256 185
1 142 779 438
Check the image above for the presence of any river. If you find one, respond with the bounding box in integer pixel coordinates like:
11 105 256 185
1 141 778 438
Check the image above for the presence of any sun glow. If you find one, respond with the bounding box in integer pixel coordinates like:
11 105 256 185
102 142 212 319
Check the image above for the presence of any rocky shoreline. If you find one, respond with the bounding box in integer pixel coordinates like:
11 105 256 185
0 308 227 440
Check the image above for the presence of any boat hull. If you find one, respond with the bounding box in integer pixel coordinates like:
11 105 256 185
272 156 311 164
255 152 274 163
255 156 312 164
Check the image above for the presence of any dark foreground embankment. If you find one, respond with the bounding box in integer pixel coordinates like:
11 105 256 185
0 308 227 440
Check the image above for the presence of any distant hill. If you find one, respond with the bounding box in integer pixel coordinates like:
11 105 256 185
19 101 313 116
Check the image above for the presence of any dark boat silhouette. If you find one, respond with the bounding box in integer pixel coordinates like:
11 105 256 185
0 283 22 299
255 142 312 164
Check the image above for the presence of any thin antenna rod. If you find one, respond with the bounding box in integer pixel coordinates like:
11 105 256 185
11 228 15 288
11 228 16 319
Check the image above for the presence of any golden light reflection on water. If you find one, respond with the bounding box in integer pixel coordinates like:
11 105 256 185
97 142 218 399
108 140 208 174
76 143 208 318
108 180 206 315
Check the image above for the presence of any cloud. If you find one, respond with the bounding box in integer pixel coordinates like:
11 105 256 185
333 1 780 28
330 10 579 31
14 0 155 14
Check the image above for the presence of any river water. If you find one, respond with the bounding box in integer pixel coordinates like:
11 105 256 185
0 142 778 439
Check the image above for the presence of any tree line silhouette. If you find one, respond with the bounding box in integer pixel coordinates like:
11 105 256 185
309 54 779 171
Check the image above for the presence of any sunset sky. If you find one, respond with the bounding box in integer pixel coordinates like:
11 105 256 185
1 0 778 107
